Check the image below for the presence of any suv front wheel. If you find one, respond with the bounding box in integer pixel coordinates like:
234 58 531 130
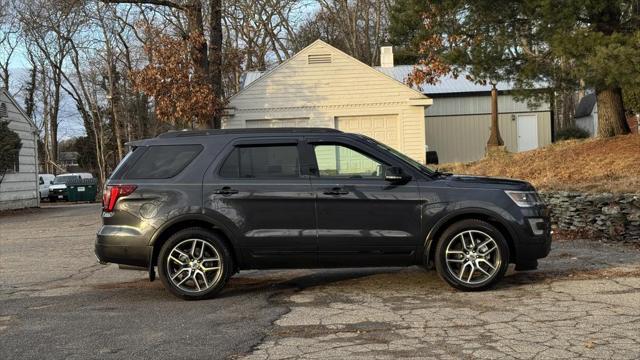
158 227 232 300
435 219 509 291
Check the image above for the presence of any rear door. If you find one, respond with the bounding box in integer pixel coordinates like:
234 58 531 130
303 136 423 267
202 137 317 268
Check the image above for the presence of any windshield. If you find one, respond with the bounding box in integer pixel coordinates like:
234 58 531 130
358 135 436 176
54 175 79 184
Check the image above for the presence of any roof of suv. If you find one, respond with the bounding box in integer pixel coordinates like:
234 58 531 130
157 127 341 139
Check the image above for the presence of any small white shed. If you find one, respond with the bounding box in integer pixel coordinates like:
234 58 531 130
0 88 39 211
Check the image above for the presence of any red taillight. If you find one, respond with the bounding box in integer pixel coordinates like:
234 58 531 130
102 185 137 212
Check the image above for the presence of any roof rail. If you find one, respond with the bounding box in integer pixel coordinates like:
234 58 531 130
157 127 342 138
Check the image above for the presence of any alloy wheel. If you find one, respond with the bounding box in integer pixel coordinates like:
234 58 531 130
166 238 223 293
444 230 501 285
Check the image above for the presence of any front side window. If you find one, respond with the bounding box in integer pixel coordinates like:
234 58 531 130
124 145 202 179
219 145 300 178
313 144 384 178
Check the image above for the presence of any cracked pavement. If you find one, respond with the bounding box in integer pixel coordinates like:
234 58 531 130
1 204 640 359
242 268 640 359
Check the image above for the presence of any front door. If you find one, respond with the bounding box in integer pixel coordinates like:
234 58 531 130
517 114 539 152
305 138 422 267
203 138 317 268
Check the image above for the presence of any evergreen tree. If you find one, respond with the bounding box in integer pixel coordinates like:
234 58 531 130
0 120 22 186
389 0 638 137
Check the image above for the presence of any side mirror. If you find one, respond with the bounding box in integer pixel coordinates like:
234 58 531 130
384 166 411 183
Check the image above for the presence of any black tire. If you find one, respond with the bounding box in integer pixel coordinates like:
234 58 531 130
435 219 509 291
158 227 233 300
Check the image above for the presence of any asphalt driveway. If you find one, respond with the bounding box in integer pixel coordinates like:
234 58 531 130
1 204 639 359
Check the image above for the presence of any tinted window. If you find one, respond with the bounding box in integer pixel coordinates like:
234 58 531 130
219 145 300 178
124 145 202 179
314 144 383 178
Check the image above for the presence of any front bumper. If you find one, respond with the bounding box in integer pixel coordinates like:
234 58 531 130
511 206 552 270
49 188 68 200
95 225 152 267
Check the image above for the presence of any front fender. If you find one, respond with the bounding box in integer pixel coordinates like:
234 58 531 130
420 204 519 267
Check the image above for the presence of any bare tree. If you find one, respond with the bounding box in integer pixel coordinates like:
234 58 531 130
16 0 83 167
294 0 391 66
0 0 20 90
222 0 304 92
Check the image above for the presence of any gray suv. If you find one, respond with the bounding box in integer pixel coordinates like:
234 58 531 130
96 128 551 300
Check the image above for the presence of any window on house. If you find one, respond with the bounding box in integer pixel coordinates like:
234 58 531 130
219 145 300 178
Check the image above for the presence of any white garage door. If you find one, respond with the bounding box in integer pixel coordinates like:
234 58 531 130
246 118 310 128
335 114 400 148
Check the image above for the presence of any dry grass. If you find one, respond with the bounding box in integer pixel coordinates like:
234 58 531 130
440 134 640 193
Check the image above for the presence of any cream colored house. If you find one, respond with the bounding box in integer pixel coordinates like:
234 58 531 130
222 40 432 164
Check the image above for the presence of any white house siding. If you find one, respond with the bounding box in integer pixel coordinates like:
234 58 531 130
424 94 552 163
223 41 431 164
0 90 39 211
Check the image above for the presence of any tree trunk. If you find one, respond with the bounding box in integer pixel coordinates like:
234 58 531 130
50 69 62 165
596 86 630 137
208 0 223 129
107 62 124 161
185 2 208 75
487 85 504 146
42 80 51 174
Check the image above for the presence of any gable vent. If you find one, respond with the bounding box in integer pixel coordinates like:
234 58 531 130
308 53 332 64
0 103 7 118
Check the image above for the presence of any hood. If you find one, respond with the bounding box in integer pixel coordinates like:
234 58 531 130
447 175 535 191
49 184 68 190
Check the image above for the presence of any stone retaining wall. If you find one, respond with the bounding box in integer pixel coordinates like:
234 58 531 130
540 192 640 242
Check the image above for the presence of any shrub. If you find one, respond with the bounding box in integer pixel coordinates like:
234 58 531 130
555 126 590 141
0 120 22 185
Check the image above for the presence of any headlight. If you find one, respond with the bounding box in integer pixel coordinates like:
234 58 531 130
504 190 542 207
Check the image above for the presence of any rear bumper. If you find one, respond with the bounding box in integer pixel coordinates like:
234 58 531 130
95 225 151 267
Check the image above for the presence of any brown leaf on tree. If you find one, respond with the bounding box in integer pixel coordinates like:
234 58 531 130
131 25 222 129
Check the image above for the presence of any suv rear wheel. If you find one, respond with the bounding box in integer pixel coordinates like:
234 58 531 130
158 227 232 300
435 219 509 291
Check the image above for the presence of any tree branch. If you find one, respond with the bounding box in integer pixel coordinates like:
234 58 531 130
99 0 186 11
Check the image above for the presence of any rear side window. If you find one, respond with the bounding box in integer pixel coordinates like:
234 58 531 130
124 145 202 179
219 145 300 178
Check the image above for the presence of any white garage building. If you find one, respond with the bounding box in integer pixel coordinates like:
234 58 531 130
222 40 432 164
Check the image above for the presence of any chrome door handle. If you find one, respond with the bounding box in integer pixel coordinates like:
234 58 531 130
323 187 349 195
214 187 238 195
